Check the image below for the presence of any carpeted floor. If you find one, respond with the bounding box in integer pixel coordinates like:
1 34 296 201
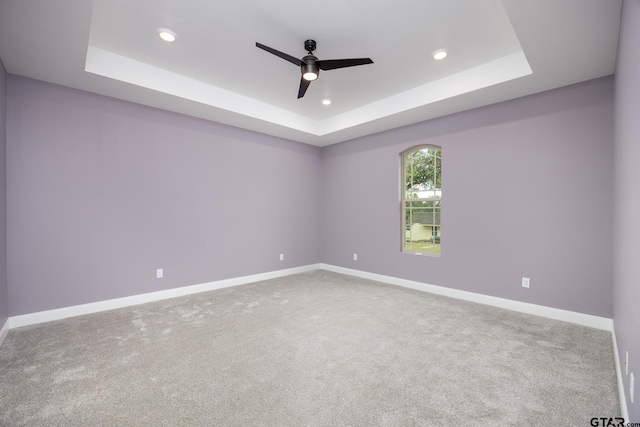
0 270 620 426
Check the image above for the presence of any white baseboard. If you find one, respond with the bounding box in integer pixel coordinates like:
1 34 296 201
319 264 614 331
6 262 613 333
612 327 630 420
9 264 321 329
0 318 9 347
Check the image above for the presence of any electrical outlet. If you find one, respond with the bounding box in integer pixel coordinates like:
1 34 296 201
156 268 163 279
279 253 284 261
631 372 635 403
353 253 358 261
626 351 629 375
522 277 530 288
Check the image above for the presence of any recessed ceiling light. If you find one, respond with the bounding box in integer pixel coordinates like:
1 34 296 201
322 98 332 106
432 49 448 60
158 29 177 43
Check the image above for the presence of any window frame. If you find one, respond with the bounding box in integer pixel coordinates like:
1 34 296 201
401 145 442 256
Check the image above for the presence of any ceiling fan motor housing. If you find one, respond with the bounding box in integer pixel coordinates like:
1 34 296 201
304 39 317 52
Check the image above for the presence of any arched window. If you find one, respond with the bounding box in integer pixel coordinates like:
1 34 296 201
402 145 442 255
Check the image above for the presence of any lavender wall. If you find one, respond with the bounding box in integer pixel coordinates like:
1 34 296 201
5 74 616 321
6 76 322 316
0 58 7 327
322 77 614 318
614 0 640 421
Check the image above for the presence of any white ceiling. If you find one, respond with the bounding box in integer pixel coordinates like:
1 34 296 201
0 0 622 146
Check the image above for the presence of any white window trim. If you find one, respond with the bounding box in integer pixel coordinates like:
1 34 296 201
401 145 442 256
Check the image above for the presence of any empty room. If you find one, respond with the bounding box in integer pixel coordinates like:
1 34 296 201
0 0 638 425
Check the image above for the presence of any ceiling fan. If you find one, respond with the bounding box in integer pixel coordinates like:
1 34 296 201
256 39 374 99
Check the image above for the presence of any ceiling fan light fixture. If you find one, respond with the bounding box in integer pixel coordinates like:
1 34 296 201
301 59 319 81
158 29 177 43
303 71 318 81
432 49 448 60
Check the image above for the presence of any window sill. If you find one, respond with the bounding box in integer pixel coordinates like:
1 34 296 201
401 250 441 258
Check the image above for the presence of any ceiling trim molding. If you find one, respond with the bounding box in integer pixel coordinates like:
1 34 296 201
87 46 531 139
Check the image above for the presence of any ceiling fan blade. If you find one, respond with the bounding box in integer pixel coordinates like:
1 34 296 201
316 58 374 71
298 78 311 99
256 42 302 66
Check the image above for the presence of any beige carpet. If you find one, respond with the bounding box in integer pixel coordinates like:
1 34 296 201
0 270 619 426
